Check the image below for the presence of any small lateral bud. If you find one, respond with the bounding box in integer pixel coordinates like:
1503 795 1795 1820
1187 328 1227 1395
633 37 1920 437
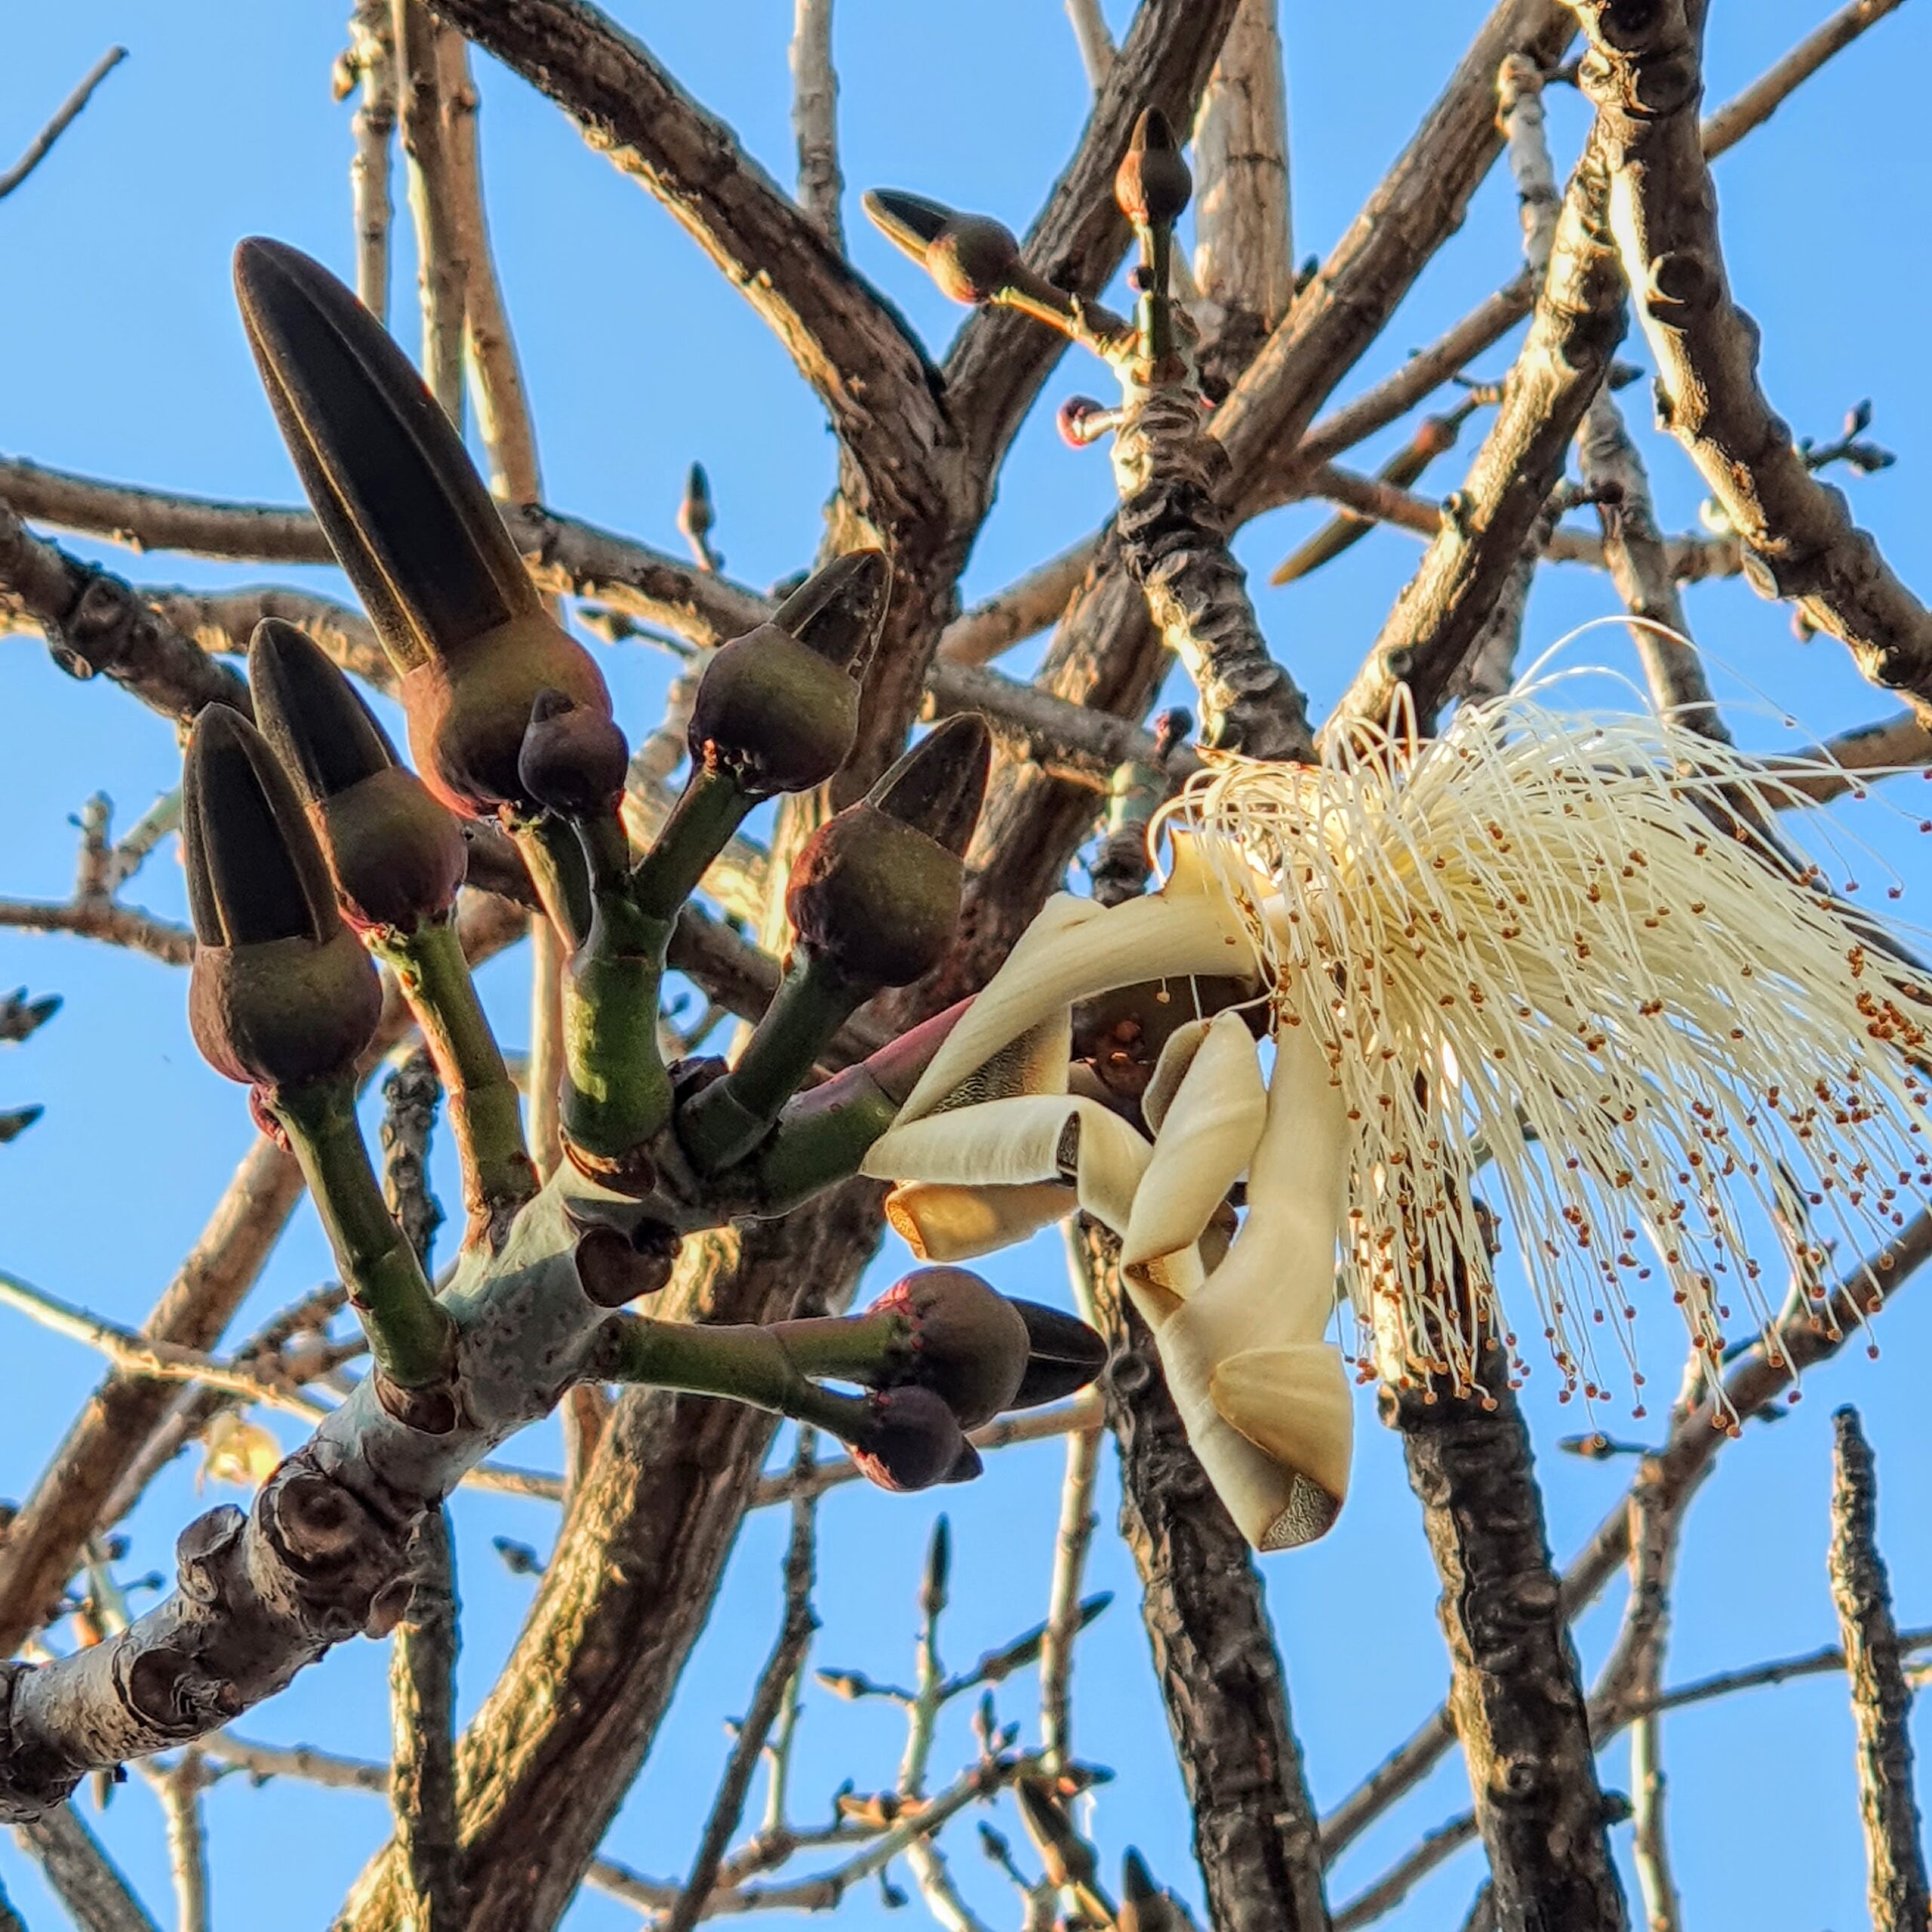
848 1385 973 1493
869 1266 1031 1429
861 189 1021 306
518 687 631 818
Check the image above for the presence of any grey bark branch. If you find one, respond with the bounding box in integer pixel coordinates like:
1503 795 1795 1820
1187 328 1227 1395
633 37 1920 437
343 0 397 318
789 0 842 245
394 0 468 424
1319 1207 1932 1863
14 1806 160 1932
0 47 126 202
392 1512 463 1931
1570 0 1932 720
1191 0 1293 393
1827 1407 1930 1932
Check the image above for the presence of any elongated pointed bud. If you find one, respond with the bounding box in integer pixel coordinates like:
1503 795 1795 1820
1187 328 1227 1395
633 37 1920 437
0 990 61 1044
849 1384 975 1493
869 1266 1030 1429
689 550 889 798
248 620 466 931
1115 108 1191 228
1008 1300 1109 1408
0 1106 43 1145
184 706 383 1088
233 238 610 816
863 189 1022 306
1119 1850 1183 1932
786 714 989 989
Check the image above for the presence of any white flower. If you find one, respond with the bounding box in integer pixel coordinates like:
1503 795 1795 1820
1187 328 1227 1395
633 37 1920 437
867 674 1932 1549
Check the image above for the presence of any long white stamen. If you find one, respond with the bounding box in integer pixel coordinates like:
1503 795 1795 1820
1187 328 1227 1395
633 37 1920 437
1161 675 1932 1407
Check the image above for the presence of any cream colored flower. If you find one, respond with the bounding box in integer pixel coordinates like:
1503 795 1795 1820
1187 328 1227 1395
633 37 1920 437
869 675 1932 1546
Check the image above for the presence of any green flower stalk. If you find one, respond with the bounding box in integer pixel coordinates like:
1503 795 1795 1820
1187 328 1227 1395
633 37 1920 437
181 705 455 1409
232 238 612 823
632 549 890 920
248 619 536 1237
678 715 990 1174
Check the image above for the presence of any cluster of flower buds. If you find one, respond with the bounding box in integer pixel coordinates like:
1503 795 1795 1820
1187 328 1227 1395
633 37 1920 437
183 703 386 1096
844 1266 1106 1492
234 238 615 823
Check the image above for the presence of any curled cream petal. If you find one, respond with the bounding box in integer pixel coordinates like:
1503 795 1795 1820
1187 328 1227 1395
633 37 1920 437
897 841 1262 1123
865 1094 1154 1245
1200 1014 1351 1346
1131 1251 1353 1549
1121 1013 1266 1287
1141 1017 1208 1135
885 1180 1077 1262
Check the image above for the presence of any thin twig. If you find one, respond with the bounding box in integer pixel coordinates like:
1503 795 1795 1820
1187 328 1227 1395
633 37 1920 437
660 1463 820 1932
1624 1472 1684 1932
0 48 127 201
392 1510 462 1930
936 538 1100 667
1038 1412 1100 1774
14 1806 162 1932
393 0 466 423
1063 0 1115 87
340 0 397 317
789 0 842 245
154 1750 213 1932
1700 0 1909 154
1828 1407 1930 1932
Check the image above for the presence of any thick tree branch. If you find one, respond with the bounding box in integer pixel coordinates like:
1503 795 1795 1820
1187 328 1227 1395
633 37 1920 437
391 1512 462 1930
1383 1350 1626 1932
1828 1407 1930 1932
1332 149 1624 732
1076 1223 1329 1932
423 0 950 533
1214 0 1576 505
942 0 1244 473
1571 0 1932 718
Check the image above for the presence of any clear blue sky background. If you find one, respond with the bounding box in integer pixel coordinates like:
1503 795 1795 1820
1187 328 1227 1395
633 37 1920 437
5 3 1932 1927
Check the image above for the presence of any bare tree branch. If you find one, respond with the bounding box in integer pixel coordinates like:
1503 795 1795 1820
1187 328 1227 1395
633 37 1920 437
340 0 398 318
789 0 842 246
394 0 468 423
1191 0 1293 392
1571 0 1932 718
1700 0 1909 154
935 538 1098 667
1075 1224 1329 1932
14 1806 161 1932
0 48 127 202
392 1512 463 1930
1828 1407 1930 1932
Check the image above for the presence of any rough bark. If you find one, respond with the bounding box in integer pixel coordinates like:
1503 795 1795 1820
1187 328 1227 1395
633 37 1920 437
1570 0 1932 718
1384 1352 1627 1932
1827 1407 1930 1932
1080 1224 1329 1932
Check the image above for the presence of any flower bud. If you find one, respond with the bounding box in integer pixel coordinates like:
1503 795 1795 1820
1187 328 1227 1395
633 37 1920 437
518 687 631 817
786 715 989 989
248 619 466 931
1115 108 1192 228
184 706 383 1089
849 1384 978 1493
688 550 889 798
233 238 612 817
1008 1299 1110 1409
862 189 1020 306
1119 1850 1184 1932
869 1266 1029 1429
1057 395 1113 448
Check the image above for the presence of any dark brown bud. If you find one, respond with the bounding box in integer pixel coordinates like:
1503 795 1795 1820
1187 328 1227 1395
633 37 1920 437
869 1266 1030 1429
1008 1300 1109 1409
849 1384 975 1493
688 551 889 798
676 461 714 543
233 238 611 817
248 619 466 931
518 687 631 817
785 715 989 989
861 189 1020 306
184 706 383 1089
1115 108 1192 228
1120 1849 1183 1932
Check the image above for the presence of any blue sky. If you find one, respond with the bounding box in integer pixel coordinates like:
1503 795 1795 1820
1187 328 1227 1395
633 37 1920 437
5 2 1932 1927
